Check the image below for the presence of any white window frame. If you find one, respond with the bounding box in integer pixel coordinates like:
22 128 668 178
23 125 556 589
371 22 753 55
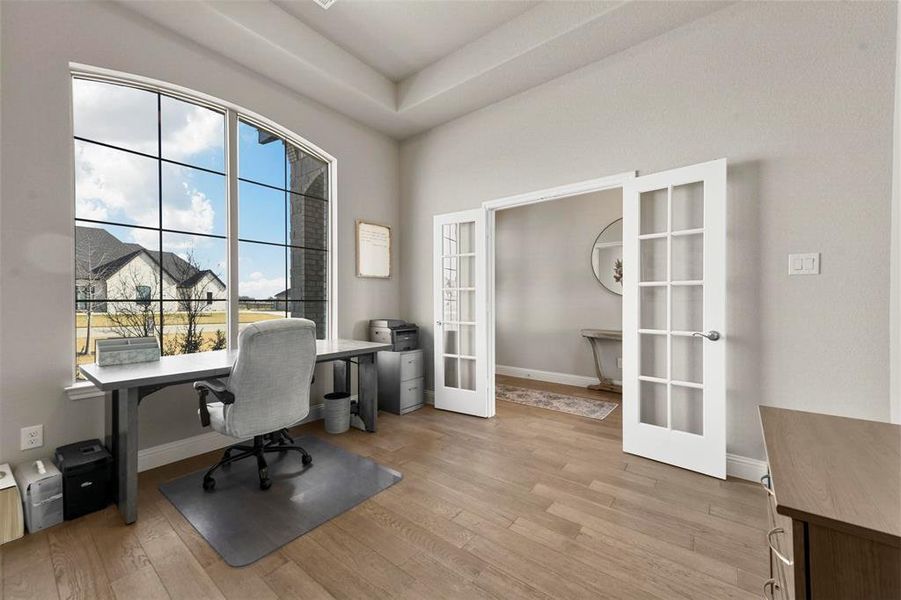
66 64 338 396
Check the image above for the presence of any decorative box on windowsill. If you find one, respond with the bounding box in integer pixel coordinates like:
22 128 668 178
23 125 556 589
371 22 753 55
95 337 160 367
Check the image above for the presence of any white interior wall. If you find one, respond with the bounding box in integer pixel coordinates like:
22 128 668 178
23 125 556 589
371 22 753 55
0 1 401 464
401 1 896 460
495 189 622 380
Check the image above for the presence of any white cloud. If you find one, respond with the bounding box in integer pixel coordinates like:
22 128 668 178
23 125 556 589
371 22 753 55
239 271 285 299
161 97 224 164
73 79 223 241
163 181 215 235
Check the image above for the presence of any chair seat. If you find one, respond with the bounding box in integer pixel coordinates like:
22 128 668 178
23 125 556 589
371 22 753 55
201 402 230 436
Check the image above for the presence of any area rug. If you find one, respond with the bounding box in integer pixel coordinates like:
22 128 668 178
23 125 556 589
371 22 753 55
496 383 618 421
159 435 402 567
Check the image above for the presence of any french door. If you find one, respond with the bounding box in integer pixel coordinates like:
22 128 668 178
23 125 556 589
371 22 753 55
433 209 491 417
622 159 727 478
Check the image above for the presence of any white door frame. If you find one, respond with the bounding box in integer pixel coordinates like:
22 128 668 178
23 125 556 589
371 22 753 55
481 171 637 415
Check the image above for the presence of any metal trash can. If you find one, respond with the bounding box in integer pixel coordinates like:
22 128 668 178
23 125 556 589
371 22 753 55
323 392 351 434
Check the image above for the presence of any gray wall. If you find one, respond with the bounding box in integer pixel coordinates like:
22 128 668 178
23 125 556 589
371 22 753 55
400 2 896 460
0 1 401 463
495 189 622 379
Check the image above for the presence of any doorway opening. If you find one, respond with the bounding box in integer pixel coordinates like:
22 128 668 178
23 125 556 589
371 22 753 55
492 185 626 425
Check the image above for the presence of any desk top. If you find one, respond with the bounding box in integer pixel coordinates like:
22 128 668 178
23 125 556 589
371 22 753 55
80 339 391 391
760 406 901 546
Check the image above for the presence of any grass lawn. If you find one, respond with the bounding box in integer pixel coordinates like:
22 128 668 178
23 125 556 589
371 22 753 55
76 310 283 328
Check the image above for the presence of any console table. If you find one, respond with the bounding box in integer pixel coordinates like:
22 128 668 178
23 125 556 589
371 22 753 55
579 329 622 394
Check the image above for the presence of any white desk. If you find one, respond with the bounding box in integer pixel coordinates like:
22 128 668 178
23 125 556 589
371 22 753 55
79 339 391 524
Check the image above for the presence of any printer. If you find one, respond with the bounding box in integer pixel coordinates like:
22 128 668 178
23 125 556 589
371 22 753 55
369 319 419 352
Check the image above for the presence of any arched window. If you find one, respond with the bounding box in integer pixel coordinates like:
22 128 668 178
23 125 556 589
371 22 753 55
72 74 332 378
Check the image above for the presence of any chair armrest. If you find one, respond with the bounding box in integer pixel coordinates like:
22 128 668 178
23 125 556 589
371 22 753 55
194 379 235 404
194 379 234 427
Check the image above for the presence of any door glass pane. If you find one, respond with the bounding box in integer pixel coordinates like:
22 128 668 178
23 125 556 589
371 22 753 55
672 286 703 331
671 182 703 231
442 224 458 256
640 381 667 427
442 257 458 288
443 291 458 322
640 238 667 282
640 188 668 234
672 385 703 435
444 357 459 388
458 324 475 357
459 290 475 322
640 287 667 330
460 358 476 391
672 233 703 281
671 335 703 384
443 323 459 354
640 334 666 378
457 256 475 287
457 222 475 254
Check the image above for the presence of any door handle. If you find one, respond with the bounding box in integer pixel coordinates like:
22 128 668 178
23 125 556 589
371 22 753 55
692 330 721 341
436 320 443 327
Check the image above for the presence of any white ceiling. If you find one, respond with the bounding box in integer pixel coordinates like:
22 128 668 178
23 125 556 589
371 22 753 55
273 1 538 82
120 0 731 139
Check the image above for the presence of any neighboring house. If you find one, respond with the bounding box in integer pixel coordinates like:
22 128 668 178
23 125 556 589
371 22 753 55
75 225 226 313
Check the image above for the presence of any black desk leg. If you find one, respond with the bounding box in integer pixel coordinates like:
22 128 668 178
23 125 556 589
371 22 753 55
115 386 140 524
358 353 378 432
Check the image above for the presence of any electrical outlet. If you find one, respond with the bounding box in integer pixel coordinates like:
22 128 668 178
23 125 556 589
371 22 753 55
616 357 623 369
20 425 43 451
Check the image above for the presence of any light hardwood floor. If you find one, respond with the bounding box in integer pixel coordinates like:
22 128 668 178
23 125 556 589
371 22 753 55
0 376 768 599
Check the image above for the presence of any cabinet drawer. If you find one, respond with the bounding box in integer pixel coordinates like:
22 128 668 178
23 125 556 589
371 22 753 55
400 377 424 411
400 351 423 381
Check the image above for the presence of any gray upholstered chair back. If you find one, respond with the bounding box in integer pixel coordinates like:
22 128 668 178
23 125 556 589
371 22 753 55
224 318 317 438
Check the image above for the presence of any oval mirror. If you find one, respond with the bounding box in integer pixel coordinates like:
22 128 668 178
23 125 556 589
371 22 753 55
591 218 623 295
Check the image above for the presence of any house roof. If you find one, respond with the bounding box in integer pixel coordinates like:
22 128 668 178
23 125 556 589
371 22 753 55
75 225 225 290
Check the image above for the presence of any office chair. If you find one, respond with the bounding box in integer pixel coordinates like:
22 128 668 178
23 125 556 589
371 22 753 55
194 318 317 491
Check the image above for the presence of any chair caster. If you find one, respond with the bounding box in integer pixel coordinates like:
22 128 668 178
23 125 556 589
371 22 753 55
203 476 216 491
259 478 272 490
302 454 313 466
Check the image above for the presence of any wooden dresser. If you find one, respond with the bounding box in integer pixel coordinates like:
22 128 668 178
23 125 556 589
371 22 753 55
759 406 900 600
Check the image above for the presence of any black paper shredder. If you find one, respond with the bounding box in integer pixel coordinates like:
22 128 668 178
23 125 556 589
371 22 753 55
53 439 113 520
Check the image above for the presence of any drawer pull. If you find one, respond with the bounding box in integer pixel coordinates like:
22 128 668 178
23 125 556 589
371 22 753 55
762 578 779 599
760 473 775 497
767 527 793 566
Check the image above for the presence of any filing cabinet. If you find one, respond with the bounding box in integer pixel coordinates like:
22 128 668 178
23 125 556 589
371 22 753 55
377 349 424 415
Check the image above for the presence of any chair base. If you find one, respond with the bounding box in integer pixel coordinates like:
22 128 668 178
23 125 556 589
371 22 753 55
202 429 312 492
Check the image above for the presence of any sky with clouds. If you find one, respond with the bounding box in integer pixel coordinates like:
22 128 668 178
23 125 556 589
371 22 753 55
73 79 309 300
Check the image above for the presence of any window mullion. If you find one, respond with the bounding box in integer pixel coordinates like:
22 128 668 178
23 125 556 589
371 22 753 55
226 109 240 349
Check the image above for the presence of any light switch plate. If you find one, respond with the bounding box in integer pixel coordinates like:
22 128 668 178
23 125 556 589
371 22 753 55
788 253 820 275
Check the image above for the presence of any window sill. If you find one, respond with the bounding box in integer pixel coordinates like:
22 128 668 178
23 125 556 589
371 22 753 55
65 381 106 401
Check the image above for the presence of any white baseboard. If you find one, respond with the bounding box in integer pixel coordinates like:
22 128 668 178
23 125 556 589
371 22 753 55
137 404 324 472
496 364 621 388
726 453 767 482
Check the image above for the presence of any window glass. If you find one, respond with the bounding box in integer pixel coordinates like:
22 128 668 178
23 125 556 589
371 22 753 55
73 78 329 379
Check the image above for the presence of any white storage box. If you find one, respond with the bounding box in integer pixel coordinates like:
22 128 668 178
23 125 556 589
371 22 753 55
96 337 160 366
14 460 63 533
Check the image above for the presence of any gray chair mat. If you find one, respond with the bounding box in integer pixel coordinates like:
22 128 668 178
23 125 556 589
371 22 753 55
158 434 402 566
